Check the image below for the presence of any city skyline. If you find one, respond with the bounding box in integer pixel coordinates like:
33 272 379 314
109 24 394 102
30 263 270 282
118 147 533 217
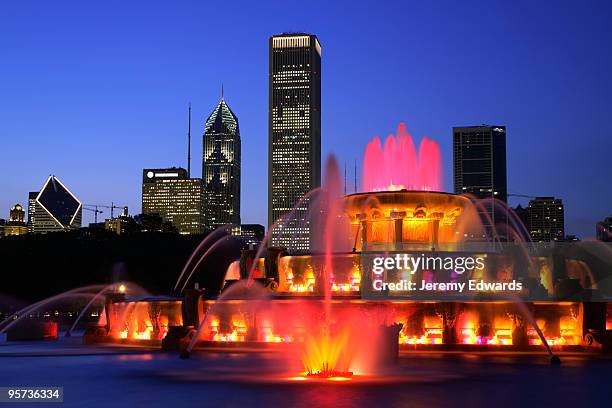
1 1 611 238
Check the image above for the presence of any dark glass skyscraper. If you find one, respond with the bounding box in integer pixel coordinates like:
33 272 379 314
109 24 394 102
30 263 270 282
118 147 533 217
526 197 565 242
202 94 241 229
453 125 507 237
453 125 507 202
268 33 321 252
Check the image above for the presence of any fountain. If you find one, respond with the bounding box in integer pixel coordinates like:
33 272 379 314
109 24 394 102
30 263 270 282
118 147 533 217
29 122 611 378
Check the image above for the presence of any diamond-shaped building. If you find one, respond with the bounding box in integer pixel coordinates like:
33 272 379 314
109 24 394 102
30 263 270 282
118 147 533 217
28 175 82 233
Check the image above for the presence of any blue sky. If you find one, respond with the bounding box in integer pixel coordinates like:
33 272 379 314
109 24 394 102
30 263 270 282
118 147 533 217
1 0 611 237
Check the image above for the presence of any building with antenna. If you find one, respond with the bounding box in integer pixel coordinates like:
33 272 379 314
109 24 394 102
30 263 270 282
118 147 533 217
27 175 82 234
202 88 241 230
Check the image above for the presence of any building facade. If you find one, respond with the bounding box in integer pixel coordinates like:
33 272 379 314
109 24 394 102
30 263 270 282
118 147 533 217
3 204 28 236
233 223 265 248
27 176 82 234
453 125 507 202
526 197 565 242
453 125 507 238
104 207 130 235
141 168 204 234
268 33 322 252
596 216 612 242
27 192 36 233
202 94 241 230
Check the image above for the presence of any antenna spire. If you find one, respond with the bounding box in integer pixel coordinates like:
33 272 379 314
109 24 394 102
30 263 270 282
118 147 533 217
221 84 224 101
187 103 192 178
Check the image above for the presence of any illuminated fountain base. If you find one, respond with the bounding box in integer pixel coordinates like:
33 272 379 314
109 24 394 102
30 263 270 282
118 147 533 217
99 295 601 353
97 190 611 365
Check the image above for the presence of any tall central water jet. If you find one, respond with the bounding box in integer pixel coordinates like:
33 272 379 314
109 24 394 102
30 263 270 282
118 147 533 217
362 123 442 192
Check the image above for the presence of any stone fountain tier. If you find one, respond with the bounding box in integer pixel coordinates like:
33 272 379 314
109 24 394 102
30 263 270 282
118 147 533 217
343 190 471 222
342 190 475 248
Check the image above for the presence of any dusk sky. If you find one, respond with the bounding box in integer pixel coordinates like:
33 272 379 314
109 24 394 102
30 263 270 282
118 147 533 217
1 0 610 238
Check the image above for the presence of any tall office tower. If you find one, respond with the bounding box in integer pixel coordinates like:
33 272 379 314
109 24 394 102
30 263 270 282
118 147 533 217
28 175 82 234
453 125 507 202
202 92 241 229
453 125 507 238
268 33 322 252
526 197 565 242
142 167 204 234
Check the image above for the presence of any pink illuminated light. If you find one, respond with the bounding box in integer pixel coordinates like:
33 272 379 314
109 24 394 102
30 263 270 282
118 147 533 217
362 123 442 192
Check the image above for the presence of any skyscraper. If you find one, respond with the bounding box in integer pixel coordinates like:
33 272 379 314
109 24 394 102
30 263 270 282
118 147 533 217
28 175 82 234
27 192 37 233
202 92 241 229
453 125 507 238
268 33 322 252
453 125 507 202
141 167 204 234
526 197 565 242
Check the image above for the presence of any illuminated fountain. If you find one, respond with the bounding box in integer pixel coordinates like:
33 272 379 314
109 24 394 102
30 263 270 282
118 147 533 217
95 123 612 377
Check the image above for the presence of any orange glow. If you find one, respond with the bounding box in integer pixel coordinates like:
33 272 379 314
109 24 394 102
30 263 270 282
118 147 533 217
287 267 316 293
400 315 443 345
327 376 352 382
528 316 579 347
262 326 293 343
301 328 351 376
287 376 309 381
344 191 471 248
457 315 515 345
111 301 181 342
399 329 443 345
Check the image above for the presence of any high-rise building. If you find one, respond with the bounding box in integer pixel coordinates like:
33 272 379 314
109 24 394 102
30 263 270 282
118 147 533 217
453 125 507 202
27 192 37 233
453 125 507 238
232 223 265 248
526 197 565 242
3 204 28 236
202 92 241 229
27 175 82 234
596 216 612 242
142 167 204 234
268 33 322 252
